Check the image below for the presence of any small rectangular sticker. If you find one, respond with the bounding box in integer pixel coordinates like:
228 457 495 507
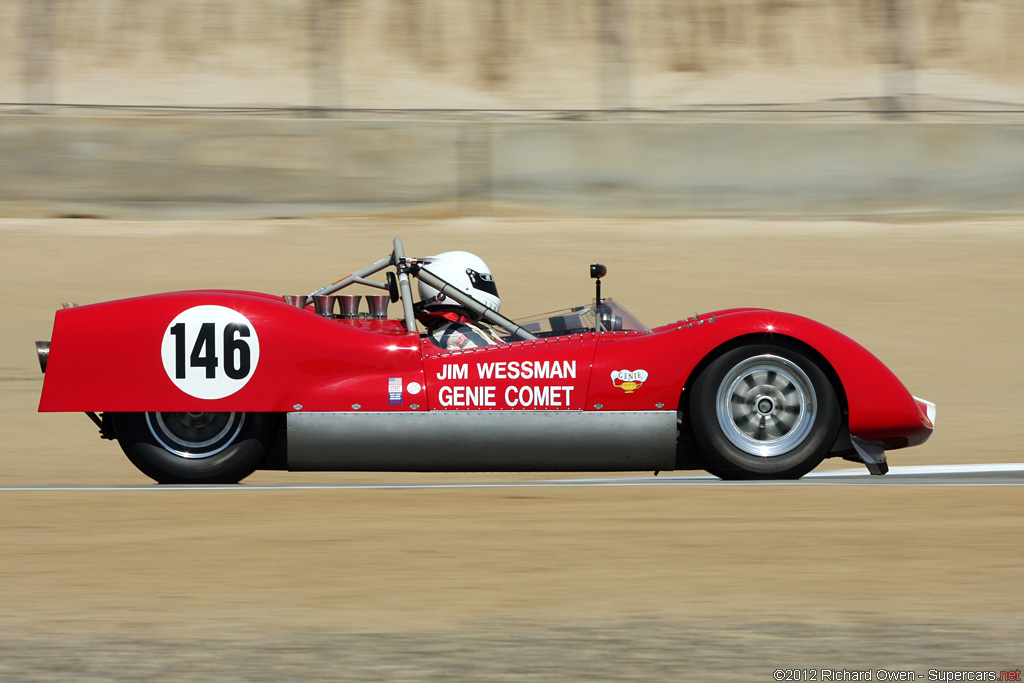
388 377 402 406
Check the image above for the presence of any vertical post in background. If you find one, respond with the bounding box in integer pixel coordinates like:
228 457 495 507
20 0 56 107
598 0 631 113
479 0 510 87
309 0 344 114
457 124 492 217
883 0 914 119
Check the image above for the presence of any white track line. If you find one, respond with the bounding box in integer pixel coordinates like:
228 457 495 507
1 464 1023 491
811 462 1024 477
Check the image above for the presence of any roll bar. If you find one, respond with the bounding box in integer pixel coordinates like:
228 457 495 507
305 256 393 303
391 237 418 333
306 238 537 341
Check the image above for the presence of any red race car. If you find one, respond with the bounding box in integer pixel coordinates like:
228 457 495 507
35 238 934 484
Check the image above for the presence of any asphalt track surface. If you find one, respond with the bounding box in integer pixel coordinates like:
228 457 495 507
1 463 1021 491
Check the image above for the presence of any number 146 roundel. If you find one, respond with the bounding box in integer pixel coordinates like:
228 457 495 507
162 305 260 400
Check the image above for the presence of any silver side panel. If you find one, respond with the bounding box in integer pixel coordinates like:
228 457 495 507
287 411 677 472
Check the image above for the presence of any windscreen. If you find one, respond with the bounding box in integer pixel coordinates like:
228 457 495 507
514 298 650 338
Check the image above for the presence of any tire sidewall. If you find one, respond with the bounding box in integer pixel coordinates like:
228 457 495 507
690 343 840 479
112 412 277 484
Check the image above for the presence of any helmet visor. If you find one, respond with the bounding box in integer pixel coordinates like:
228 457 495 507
467 269 498 298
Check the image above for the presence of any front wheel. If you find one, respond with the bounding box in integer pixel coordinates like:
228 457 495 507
111 412 278 484
689 344 841 479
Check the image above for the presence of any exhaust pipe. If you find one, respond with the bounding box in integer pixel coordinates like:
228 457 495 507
35 341 50 374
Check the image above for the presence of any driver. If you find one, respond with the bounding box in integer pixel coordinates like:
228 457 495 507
415 251 505 351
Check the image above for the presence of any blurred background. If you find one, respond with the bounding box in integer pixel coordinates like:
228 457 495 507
1 1 1023 680
3 0 1024 219
5 0 1024 112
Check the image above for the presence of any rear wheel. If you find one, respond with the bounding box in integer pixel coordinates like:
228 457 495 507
690 344 841 479
112 411 277 484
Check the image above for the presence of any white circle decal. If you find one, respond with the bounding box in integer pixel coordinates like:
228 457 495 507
161 305 260 400
407 381 422 395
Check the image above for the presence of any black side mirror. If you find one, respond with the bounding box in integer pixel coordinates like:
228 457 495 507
590 264 607 305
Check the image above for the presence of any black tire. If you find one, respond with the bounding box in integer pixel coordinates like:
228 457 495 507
111 412 278 484
689 343 841 479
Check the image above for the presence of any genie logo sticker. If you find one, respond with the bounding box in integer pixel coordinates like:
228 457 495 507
161 305 260 400
611 369 648 394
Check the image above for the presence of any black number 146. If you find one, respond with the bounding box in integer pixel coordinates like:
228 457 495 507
169 322 251 380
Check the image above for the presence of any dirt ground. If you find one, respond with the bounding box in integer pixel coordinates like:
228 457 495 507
1 216 1022 679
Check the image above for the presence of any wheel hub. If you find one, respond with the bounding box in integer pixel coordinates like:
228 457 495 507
756 396 775 415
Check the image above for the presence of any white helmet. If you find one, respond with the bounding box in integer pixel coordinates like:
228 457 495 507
418 251 501 312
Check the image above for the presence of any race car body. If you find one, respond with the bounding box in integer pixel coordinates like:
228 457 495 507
35 238 934 483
